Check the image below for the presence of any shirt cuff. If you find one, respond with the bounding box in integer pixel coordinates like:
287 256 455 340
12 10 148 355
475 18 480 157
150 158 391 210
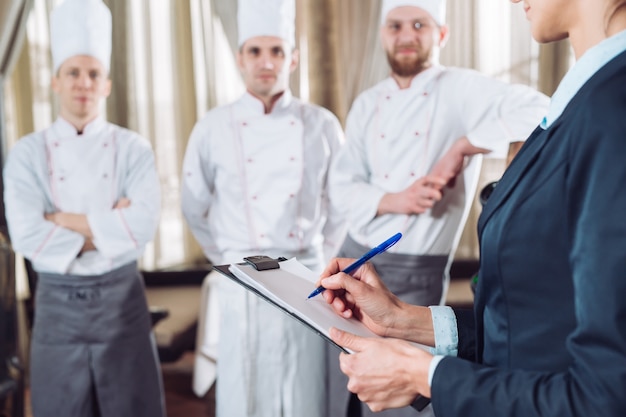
428 305 459 356
428 355 445 387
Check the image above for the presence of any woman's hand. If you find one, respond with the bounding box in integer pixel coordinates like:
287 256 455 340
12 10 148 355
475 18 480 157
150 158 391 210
330 327 433 412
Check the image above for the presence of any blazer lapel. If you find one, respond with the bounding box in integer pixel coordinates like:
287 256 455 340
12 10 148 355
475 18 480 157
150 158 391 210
478 125 552 234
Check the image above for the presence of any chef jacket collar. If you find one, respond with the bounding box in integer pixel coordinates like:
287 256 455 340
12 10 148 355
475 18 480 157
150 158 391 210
53 116 108 138
240 89 294 116
385 64 444 92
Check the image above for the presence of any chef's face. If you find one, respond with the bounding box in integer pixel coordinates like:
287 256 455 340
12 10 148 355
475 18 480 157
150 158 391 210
380 6 448 77
238 36 298 100
52 55 111 123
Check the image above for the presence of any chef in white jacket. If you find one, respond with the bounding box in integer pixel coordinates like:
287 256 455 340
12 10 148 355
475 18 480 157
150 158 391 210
327 1 550 417
3 1 165 416
181 0 345 415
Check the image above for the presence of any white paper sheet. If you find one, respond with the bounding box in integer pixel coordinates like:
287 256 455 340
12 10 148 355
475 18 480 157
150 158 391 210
228 258 387 353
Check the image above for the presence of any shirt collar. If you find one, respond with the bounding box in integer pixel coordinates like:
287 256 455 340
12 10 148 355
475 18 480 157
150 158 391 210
383 65 445 92
542 29 626 129
240 89 293 115
53 116 108 138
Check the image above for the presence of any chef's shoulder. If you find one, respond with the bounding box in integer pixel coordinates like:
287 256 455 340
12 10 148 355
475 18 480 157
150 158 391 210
5 130 46 167
440 66 547 101
297 99 342 129
346 77 396 119
109 123 155 154
187 103 234 139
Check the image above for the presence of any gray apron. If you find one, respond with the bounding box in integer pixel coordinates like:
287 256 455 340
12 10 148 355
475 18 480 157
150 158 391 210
30 262 165 417
327 235 446 417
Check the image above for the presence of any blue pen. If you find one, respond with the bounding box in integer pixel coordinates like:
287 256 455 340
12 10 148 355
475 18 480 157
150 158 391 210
307 232 402 299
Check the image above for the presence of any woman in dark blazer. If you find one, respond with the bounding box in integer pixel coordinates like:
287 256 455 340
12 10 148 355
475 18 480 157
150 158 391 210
318 0 626 416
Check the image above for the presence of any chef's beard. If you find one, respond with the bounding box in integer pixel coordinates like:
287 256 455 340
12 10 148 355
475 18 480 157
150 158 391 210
386 45 432 77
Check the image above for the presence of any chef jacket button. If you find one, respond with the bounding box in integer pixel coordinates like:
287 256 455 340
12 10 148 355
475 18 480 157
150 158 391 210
59 176 65 181
384 174 389 179
289 194 295 198
410 172 415 177
242 122 248 126
103 173 108 179
380 134 385 139
289 233 295 238
54 142 59 147
103 142 108 147
259 234 265 238
186 172 192 176
289 156 296 161
290 120 296 126
423 92 428 96
386 96 390 100
415 131 420 136
252 195 258 200
247 158 253 163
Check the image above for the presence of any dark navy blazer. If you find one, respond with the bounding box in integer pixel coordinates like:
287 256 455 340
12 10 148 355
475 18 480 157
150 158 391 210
430 50 626 416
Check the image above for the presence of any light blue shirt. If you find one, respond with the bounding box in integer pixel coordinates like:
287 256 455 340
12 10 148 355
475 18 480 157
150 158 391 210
541 29 626 129
428 29 626 388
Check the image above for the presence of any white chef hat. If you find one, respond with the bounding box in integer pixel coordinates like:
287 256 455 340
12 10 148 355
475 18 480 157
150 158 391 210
380 0 446 26
237 0 295 47
50 0 112 73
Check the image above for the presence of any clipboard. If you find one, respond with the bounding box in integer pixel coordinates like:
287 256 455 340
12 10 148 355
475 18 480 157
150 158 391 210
213 258 351 353
213 256 432 412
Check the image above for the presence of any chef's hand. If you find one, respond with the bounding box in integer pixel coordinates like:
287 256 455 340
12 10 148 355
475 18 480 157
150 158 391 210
330 327 433 412
431 136 491 188
114 197 131 209
79 238 96 254
377 175 446 216
45 212 93 239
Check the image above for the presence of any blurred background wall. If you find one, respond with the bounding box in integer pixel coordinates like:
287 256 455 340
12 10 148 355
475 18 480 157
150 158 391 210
1 0 571 278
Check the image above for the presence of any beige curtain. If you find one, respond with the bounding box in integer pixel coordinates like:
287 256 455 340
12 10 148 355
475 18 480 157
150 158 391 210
102 0 246 268
3 0 572 268
0 0 33 231
1 0 34 301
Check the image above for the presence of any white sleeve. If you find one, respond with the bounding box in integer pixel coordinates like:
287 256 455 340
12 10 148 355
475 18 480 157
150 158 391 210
87 136 160 258
3 139 84 273
321 114 348 261
427 305 459 386
428 305 459 356
180 122 218 259
329 98 387 233
457 71 549 157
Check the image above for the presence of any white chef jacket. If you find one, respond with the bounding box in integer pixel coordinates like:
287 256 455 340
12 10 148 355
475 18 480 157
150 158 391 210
181 90 345 417
182 89 345 265
3 117 160 275
331 65 549 256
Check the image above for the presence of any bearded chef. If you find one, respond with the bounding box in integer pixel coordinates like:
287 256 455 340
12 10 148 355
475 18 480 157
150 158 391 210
181 0 345 415
326 1 550 417
3 0 165 416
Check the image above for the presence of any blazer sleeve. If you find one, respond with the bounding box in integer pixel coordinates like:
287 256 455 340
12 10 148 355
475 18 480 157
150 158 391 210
452 308 476 361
